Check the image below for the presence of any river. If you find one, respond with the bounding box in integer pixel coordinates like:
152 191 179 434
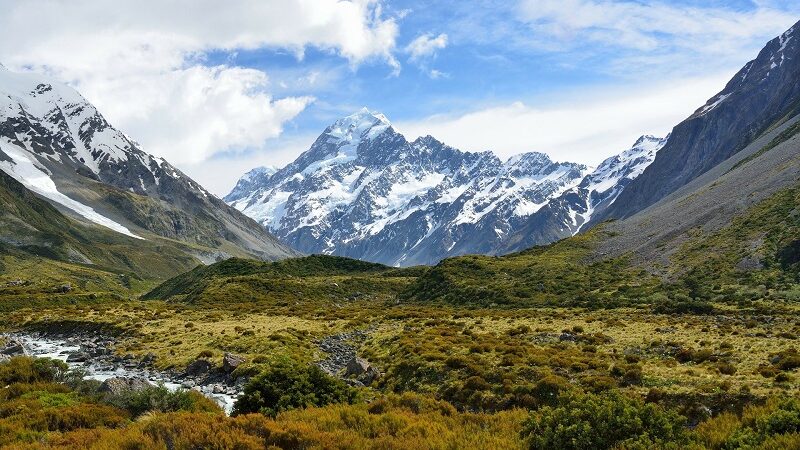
10 333 239 415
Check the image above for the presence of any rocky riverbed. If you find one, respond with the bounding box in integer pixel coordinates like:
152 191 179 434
317 329 381 387
1 331 245 415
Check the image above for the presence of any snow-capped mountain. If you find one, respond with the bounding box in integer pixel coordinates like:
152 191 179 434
564 134 667 232
227 108 665 266
495 135 667 254
0 64 296 263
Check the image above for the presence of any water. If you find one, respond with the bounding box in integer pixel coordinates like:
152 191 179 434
11 333 238 415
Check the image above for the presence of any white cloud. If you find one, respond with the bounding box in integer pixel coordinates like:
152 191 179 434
181 133 318 196
516 0 799 75
396 72 734 166
405 33 449 61
97 66 314 165
517 0 792 49
0 0 400 164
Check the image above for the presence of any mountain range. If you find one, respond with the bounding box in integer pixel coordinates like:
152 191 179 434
225 110 665 266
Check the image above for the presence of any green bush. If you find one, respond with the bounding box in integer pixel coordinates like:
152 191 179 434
104 384 220 417
521 391 688 450
0 357 68 384
233 361 358 417
725 398 800 448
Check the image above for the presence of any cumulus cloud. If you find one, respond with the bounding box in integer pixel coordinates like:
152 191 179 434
405 33 449 61
396 73 733 165
0 0 399 164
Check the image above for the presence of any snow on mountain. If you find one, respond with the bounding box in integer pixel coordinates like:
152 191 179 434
0 65 150 237
0 138 140 238
228 108 658 266
493 134 667 256
0 64 296 261
571 134 668 231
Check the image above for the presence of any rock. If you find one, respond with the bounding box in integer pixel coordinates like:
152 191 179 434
223 353 245 373
559 332 578 342
185 358 212 377
345 357 371 377
66 352 89 363
56 283 72 293
1 339 26 356
99 377 152 395
181 380 196 389
212 384 225 394
345 379 365 387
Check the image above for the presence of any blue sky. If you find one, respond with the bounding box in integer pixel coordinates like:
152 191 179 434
1 0 799 194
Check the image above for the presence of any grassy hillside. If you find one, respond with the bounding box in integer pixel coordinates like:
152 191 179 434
0 170 205 297
141 255 419 321
145 180 800 312
4 143 800 449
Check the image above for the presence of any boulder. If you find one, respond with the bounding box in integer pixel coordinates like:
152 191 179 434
99 377 153 395
66 352 89 363
345 357 371 377
223 353 245 373
185 358 212 377
1 339 26 356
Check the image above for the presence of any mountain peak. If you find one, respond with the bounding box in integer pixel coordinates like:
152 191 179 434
242 165 278 182
324 107 392 145
632 135 666 150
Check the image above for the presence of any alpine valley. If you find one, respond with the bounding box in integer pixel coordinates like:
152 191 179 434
1 12 800 450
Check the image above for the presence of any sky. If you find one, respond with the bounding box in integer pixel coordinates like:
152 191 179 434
0 0 798 196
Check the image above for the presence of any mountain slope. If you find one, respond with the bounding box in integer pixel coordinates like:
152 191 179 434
598 19 800 222
0 168 202 293
0 65 297 265
227 109 660 266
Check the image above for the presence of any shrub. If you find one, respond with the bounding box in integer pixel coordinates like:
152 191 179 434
0 357 68 384
233 362 358 417
723 398 800 449
521 391 688 450
104 384 220 417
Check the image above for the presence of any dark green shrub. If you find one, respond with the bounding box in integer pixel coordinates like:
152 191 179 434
233 362 358 417
521 391 688 450
104 384 220 417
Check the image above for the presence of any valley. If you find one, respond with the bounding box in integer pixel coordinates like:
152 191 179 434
0 9 799 450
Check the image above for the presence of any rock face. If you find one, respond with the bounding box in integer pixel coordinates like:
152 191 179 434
227 109 663 266
99 377 153 395
597 19 800 223
0 65 297 263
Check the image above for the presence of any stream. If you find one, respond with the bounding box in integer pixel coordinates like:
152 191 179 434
7 333 240 415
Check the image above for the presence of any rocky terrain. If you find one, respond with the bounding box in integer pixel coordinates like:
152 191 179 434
598 19 800 222
3 331 248 414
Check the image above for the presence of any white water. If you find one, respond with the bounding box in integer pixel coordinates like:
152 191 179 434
12 334 238 415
